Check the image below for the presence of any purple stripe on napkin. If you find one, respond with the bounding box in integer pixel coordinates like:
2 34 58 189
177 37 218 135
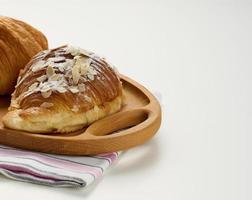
0 145 119 187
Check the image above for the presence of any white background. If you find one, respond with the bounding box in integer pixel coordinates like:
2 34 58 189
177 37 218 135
0 0 251 199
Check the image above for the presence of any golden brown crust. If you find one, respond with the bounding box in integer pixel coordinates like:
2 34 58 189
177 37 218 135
3 45 123 133
3 95 122 133
0 16 48 95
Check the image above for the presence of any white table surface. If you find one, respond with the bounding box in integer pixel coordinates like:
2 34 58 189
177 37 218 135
0 0 251 199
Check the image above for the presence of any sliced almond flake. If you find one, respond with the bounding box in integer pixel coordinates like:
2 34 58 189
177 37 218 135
23 90 35 98
69 86 79 94
34 51 45 58
59 74 66 80
56 75 64 82
46 60 54 67
38 82 44 88
58 80 68 87
48 56 65 63
15 76 22 88
37 75 47 82
80 60 90 75
74 56 87 68
19 72 32 85
56 87 67 93
58 65 65 72
41 90 52 98
64 65 72 72
71 105 79 112
32 60 46 72
72 70 80 84
53 62 64 69
78 83 86 92
87 73 94 80
17 76 21 84
44 81 59 90
40 84 51 93
73 55 81 60
64 59 74 69
46 65 55 77
73 56 89 77
80 65 88 75
88 66 97 75
65 45 80 56
80 48 93 57
86 66 97 81
72 59 81 85
68 78 74 85
65 70 72 78
35 50 50 59
28 82 39 91
40 102 54 108
48 74 60 81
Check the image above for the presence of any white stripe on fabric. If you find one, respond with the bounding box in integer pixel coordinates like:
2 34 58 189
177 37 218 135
0 156 95 185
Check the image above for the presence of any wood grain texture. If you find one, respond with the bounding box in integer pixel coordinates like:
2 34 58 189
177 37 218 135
0 75 161 155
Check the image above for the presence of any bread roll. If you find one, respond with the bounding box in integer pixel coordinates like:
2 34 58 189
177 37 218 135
0 16 48 95
3 45 123 133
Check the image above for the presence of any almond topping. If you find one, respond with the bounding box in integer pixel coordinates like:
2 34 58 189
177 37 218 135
58 65 65 72
72 60 81 85
48 74 60 81
48 56 65 63
40 84 51 92
28 82 38 91
46 65 55 77
64 59 74 70
56 87 67 93
41 90 52 98
65 45 80 56
87 73 94 80
32 60 46 72
69 86 79 94
17 76 21 84
37 75 47 82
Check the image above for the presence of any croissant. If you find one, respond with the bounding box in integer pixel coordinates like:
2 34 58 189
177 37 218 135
0 16 48 95
3 45 123 133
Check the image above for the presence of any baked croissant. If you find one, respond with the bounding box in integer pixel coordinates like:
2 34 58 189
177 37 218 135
0 16 48 95
3 45 123 133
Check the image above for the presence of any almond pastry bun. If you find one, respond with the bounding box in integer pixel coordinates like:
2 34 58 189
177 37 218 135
3 45 123 133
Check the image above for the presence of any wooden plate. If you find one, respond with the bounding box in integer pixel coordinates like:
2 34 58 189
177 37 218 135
0 75 161 155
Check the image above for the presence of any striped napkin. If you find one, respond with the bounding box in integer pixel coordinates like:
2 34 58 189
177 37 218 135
0 145 119 187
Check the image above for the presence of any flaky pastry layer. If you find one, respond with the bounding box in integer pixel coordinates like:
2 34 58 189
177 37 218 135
3 95 122 133
0 16 48 95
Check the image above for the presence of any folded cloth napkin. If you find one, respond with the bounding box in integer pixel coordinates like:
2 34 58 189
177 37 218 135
0 145 119 187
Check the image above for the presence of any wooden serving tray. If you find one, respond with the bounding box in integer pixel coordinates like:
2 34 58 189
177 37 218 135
0 75 161 155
